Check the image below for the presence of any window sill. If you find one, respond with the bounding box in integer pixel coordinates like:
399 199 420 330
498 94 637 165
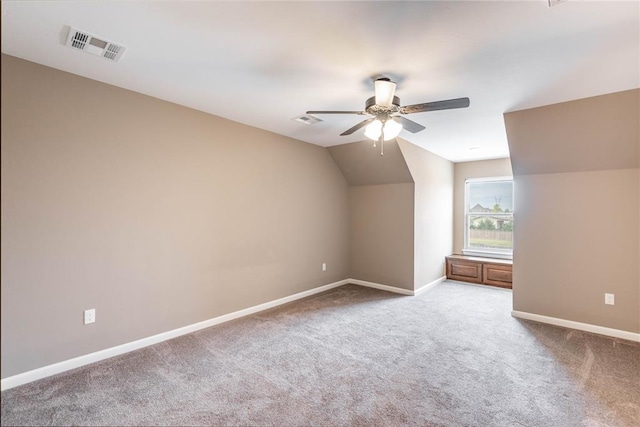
462 249 512 261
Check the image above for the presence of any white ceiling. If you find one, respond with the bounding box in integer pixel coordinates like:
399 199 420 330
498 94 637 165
2 1 638 162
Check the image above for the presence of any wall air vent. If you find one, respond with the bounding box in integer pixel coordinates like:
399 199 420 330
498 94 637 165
65 27 126 62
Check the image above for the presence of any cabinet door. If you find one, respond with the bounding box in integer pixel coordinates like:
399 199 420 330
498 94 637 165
483 263 512 288
446 259 482 284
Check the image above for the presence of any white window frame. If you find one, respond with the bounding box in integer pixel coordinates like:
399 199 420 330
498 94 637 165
463 176 514 260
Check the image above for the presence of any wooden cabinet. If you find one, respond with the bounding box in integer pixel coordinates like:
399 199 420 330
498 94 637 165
483 263 513 287
446 257 483 284
446 255 512 289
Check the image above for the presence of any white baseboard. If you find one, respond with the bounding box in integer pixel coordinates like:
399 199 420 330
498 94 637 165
347 276 446 296
347 278 414 296
1 279 349 391
511 310 640 343
1 276 449 391
415 276 446 295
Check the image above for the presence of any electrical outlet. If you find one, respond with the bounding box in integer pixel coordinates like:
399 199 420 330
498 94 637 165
84 308 96 324
322 262 327 271
604 293 615 306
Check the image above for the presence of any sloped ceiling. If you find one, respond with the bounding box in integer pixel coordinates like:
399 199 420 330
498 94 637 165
504 89 639 176
328 140 413 186
2 1 639 162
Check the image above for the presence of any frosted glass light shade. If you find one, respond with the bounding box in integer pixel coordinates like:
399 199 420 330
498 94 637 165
383 119 402 139
374 80 396 107
364 119 382 140
364 119 402 141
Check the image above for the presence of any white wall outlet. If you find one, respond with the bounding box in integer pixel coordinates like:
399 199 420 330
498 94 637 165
604 293 615 305
322 262 327 271
84 308 96 324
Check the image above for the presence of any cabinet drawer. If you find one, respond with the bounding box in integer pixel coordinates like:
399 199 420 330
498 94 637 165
446 259 482 284
483 263 513 288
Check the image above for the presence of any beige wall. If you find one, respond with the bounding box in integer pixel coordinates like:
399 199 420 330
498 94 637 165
453 159 513 254
329 139 454 290
329 139 416 290
1 55 350 377
349 184 415 290
513 170 639 332
399 140 455 287
505 89 640 334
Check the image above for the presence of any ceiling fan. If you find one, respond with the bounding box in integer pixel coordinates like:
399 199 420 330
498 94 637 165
307 78 470 155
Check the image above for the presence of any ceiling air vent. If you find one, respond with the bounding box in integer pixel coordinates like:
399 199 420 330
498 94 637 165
293 114 323 125
65 27 126 62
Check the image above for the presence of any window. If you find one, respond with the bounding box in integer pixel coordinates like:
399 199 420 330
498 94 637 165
464 177 514 259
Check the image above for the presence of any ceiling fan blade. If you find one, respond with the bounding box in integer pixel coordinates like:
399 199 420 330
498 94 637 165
340 117 375 136
394 116 425 133
306 110 366 115
400 97 470 115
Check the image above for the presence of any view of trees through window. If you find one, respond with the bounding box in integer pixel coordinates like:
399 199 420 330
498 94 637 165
465 178 514 254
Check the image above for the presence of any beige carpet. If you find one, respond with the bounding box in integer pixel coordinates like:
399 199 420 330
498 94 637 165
2 281 639 426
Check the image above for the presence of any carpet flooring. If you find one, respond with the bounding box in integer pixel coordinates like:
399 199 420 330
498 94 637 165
2 281 639 426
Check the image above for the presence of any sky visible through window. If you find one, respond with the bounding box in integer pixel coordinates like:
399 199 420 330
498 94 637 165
468 181 513 211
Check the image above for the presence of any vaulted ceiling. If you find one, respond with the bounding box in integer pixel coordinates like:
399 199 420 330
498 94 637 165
2 1 638 162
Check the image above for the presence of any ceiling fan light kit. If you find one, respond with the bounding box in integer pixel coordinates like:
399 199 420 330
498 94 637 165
307 77 470 156
364 118 402 142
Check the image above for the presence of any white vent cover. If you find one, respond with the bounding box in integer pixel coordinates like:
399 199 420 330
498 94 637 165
293 114 323 125
65 27 126 62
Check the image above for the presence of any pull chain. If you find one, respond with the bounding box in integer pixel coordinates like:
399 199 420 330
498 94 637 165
371 118 385 155
379 119 385 156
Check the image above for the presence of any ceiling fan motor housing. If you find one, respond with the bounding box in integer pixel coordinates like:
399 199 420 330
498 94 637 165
365 96 401 116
